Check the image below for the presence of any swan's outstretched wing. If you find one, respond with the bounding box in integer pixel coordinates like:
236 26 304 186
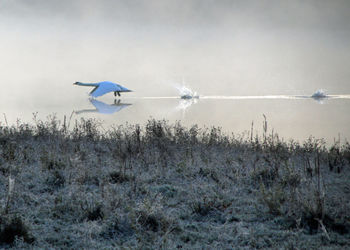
90 86 98 95
90 83 116 97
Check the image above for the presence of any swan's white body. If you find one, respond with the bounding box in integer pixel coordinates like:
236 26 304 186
74 81 132 97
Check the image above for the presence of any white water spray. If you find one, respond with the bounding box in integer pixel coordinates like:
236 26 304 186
311 89 327 99
173 78 199 99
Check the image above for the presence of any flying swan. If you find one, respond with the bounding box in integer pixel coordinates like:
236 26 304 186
74 81 132 98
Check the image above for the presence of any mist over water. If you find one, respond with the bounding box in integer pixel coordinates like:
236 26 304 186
1 0 350 143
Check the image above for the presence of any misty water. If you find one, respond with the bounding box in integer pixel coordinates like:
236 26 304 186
1 1 350 144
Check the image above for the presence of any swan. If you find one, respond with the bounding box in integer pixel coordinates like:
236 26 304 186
74 81 132 98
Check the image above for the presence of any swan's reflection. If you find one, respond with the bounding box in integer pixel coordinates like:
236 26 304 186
75 99 131 115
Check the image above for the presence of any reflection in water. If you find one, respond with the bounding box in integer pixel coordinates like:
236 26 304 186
311 97 327 105
175 98 198 115
75 99 131 115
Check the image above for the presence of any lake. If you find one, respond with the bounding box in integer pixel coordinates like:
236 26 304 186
1 89 350 145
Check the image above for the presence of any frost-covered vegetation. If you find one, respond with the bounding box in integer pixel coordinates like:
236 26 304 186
0 116 349 249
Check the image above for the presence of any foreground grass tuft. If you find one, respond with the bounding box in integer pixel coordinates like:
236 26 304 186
0 216 35 246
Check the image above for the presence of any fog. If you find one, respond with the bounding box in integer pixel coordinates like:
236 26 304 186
1 1 350 142
1 0 350 95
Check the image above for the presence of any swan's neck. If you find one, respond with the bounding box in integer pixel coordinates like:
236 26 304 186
75 82 99 87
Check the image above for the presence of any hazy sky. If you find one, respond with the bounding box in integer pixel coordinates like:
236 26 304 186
1 0 350 100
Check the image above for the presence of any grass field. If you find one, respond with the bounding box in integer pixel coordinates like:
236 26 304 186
0 117 349 249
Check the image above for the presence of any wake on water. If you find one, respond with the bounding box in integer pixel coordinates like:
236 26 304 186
128 85 350 101
75 86 350 115
311 89 327 99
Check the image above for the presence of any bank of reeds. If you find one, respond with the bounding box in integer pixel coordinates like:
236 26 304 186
0 116 349 249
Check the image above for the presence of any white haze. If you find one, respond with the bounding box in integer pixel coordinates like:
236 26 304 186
1 0 350 98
